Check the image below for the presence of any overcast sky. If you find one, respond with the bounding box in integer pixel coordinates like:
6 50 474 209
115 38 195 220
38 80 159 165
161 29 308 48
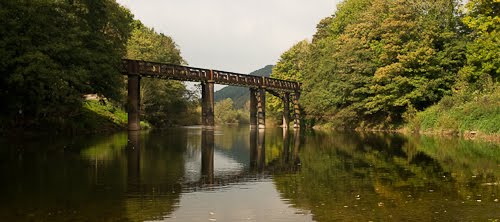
116 0 341 74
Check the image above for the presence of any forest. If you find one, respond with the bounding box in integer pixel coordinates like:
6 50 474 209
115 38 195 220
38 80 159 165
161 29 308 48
0 0 498 135
0 0 198 133
269 0 499 135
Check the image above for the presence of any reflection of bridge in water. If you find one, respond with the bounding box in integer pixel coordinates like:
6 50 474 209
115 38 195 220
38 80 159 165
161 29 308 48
126 128 301 192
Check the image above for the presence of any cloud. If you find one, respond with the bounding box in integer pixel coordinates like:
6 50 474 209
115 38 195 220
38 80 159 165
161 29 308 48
116 0 339 74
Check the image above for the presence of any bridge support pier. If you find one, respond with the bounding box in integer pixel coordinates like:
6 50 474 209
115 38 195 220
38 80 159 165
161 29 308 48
257 88 266 129
283 92 290 129
127 74 141 131
249 88 258 129
293 91 301 128
202 81 215 129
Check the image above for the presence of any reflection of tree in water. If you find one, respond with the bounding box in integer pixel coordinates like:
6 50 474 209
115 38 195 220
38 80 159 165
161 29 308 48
0 130 185 221
0 133 130 221
125 130 186 221
273 132 500 222
256 128 301 174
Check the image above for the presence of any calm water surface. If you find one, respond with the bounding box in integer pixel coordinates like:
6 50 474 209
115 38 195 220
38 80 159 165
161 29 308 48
0 127 499 221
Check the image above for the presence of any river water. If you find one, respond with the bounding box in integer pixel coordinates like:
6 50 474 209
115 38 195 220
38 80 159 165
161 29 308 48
0 126 498 221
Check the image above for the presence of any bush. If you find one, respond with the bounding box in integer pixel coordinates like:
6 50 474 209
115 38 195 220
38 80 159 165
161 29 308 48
409 85 500 134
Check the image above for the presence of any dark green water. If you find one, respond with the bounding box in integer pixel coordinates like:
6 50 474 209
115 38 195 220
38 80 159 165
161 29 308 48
0 127 498 221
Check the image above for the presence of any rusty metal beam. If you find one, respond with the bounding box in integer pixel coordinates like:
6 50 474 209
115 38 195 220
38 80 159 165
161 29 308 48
121 59 301 92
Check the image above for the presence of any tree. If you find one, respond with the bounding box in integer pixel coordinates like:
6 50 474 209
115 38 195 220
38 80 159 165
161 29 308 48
267 40 309 124
459 0 500 91
0 0 133 129
364 0 465 124
214 98 239 124
301 0 376 126
126 21 197 127
298 0 466 128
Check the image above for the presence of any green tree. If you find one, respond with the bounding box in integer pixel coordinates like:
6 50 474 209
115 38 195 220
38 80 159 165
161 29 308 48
364 0 465 124
0 0 133 129
126 21 198 127
214 98 239 124
267 40 309 124
301 0 375 126
459 0 500 90
299 0 466 128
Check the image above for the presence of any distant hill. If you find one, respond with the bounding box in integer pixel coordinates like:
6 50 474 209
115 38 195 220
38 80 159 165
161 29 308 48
214 65 273 109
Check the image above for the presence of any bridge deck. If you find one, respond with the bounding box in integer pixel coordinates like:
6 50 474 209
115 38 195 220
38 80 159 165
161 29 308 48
121 59 300 92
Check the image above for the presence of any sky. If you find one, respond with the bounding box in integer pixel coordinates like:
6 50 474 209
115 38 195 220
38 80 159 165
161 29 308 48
115 0 341 91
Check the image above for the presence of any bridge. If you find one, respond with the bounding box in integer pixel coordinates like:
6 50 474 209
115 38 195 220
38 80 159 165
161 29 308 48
121 59 302 130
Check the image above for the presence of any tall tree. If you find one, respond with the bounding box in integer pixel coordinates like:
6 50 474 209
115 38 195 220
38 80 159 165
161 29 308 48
0 0 133 129
267 40 309 124
299 0 466 128
365 0 465 124
459 0 500 91
126 21 197 127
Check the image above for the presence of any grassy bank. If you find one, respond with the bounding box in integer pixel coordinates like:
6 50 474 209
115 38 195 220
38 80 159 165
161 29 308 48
406 86 500 137
0 100 137 135
306 86 500 143
80 100 150 133
79 100 128 132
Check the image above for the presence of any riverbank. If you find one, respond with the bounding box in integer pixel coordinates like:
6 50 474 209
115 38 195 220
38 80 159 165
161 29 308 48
405 86 499 142
0 99 149 136
310 86 500 143
311 124 500 144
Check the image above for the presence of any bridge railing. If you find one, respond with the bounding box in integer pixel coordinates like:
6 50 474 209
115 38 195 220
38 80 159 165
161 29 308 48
121 59 300 92
121 59 212 81
212 70 262 87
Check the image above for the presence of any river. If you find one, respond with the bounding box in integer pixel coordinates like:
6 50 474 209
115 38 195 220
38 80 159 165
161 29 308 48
0 126 498 221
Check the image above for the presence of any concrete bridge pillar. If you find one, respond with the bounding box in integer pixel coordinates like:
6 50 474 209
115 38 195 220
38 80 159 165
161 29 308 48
283 92 290 129
293 91 301 128
202 80 215 129
127 74 141 131
257 87 266 129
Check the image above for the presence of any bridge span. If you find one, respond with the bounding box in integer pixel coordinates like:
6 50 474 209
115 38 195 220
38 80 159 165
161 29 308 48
121 59 301 130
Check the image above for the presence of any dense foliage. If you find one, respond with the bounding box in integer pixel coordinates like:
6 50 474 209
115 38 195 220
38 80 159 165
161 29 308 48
214 98 249 125
459 0 500 90
407 0 500 134
272 0 499 132
0 0 199 131
0 0 133 130
267 40 309 125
